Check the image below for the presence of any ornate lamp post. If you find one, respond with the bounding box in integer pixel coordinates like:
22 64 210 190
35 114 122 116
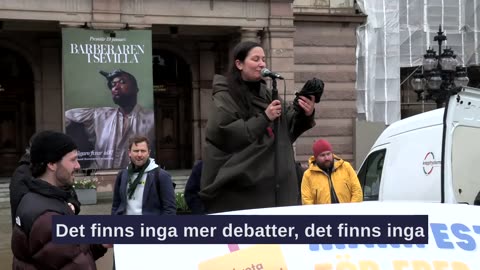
411 25 470 108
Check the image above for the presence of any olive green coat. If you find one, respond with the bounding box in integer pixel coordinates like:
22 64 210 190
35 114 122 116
199 75 315 213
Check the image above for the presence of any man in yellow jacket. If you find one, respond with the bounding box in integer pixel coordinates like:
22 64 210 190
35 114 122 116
301 139 363 204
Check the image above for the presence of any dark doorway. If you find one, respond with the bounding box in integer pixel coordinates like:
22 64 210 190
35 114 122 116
0 47 35 177
152 49 192 169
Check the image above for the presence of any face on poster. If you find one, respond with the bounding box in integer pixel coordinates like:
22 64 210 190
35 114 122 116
62 28 155 170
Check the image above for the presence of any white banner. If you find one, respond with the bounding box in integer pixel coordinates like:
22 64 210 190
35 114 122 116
114 202 479 269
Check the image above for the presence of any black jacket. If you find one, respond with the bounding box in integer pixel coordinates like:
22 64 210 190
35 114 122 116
111 166 177 216
9 153 81 226
12 178 107 269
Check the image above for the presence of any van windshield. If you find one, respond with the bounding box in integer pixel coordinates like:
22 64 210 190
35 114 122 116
357 149 386 201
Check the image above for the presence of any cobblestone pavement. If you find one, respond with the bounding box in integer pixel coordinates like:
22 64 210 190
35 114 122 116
0 192 114 269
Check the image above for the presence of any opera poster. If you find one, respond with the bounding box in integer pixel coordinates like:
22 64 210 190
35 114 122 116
62 28 154 170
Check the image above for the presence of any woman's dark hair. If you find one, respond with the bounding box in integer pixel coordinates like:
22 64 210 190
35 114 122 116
227 41 262 118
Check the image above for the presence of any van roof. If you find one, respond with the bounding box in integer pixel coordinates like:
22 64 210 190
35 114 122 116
375 108 444 144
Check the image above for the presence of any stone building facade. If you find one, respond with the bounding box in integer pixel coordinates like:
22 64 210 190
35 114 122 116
0 0 364 179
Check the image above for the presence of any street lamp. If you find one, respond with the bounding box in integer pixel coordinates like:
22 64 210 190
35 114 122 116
411 25 470 108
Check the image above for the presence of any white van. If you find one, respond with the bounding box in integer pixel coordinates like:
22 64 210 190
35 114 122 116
357 86 480 205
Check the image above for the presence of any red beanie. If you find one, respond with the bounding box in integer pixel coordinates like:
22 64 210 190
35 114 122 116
313 139 333 158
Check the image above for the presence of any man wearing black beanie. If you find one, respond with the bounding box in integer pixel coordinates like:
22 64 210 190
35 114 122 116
9 133 82 227
11 130 110 269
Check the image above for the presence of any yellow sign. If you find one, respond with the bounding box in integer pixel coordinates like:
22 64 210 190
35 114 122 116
198 245 288 270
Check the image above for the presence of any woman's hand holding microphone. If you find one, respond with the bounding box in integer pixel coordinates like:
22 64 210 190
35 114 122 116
265 100 282 121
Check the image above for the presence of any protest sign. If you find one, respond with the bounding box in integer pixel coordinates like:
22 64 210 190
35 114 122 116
112 202 479 269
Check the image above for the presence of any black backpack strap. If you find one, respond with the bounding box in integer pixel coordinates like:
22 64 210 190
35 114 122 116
328 179 339 204
153 168 176 196
326 172 339 204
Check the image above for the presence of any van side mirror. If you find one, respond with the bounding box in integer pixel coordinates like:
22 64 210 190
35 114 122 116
474 191 480 206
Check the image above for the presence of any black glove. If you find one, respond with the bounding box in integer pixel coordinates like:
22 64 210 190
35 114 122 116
67 187 82 215
293 77 325 112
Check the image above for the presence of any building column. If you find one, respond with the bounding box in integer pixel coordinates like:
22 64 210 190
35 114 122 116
263 1 297 154
90 0 123 29
39 38 62 131
194 42 216 161
240 27 262 43
262 27 295 93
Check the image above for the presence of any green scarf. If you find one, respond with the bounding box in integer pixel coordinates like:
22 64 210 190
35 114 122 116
127 159 151 199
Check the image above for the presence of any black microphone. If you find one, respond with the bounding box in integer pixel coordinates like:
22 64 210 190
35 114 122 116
261 68 284 80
